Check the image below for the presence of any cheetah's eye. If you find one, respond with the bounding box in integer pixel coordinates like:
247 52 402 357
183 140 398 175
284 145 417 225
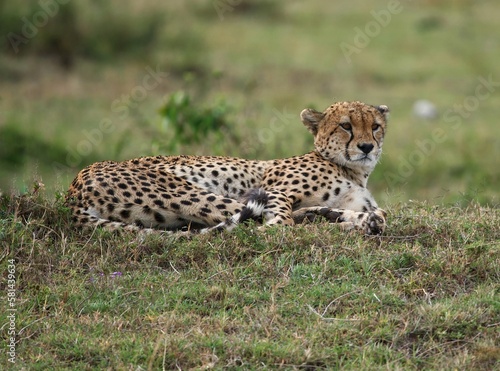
372 124 380 131
340 122 352 131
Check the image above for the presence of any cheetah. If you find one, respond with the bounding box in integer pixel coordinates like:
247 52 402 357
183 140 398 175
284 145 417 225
66 101 389 235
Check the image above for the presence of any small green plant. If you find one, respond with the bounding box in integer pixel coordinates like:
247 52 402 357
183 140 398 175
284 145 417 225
155 91 238 153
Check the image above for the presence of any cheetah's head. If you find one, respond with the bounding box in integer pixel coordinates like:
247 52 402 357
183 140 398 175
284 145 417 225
301 101 389 171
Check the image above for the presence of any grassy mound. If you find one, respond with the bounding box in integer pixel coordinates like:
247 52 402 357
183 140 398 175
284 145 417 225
1 191 498 369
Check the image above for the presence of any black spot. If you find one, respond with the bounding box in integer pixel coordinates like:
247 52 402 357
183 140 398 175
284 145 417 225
107 204 115 212
334 187 341 196
322 193 330 201
211 170 219 177
171 202 181 210
207 195 216 202
143 205 152 214
118 183 127 189
180 200 192 206
154 212 166 223
134 198 143 204
154 200 165 208
106 188 115 196
120 209 131 219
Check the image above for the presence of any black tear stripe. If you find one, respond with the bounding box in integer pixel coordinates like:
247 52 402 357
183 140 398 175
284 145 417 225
371 112 383 147
372 120 381 147
345 127 354 161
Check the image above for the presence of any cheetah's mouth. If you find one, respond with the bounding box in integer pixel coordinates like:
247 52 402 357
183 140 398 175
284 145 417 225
351 150 381 163
352 154 373 162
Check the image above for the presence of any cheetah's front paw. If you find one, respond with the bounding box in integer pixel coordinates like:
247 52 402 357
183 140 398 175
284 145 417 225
362 209 386 235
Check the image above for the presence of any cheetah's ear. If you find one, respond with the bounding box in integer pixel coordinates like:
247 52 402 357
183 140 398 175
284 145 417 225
300 109 324 135
376 105 390 120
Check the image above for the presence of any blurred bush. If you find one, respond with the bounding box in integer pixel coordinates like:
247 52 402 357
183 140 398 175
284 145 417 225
0 0 165 66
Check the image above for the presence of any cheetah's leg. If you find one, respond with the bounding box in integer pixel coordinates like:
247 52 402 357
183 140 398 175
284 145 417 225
261 190 295 226
69 194 267 234
67 170 269 233
291 206 386 235
66 171 257 232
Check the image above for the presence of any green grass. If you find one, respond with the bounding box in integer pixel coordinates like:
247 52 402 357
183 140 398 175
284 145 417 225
1 191 499 369
1 1 499 369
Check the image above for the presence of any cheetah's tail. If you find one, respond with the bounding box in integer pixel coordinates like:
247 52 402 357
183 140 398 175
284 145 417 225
238 188 269 224
201 188 269 233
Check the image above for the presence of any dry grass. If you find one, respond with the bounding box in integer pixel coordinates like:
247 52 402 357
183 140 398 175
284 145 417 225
1 190 498 369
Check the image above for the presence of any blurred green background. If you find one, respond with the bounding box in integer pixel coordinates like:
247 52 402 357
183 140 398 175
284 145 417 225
0 0 498 206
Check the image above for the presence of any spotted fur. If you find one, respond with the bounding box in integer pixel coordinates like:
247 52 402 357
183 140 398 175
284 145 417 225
66 101 389 234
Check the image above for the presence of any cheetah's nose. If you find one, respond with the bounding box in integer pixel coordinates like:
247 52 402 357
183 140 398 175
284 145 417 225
358 143 374 154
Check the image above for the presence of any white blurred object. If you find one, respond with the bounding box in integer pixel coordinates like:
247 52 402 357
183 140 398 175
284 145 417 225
412 100 438 120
